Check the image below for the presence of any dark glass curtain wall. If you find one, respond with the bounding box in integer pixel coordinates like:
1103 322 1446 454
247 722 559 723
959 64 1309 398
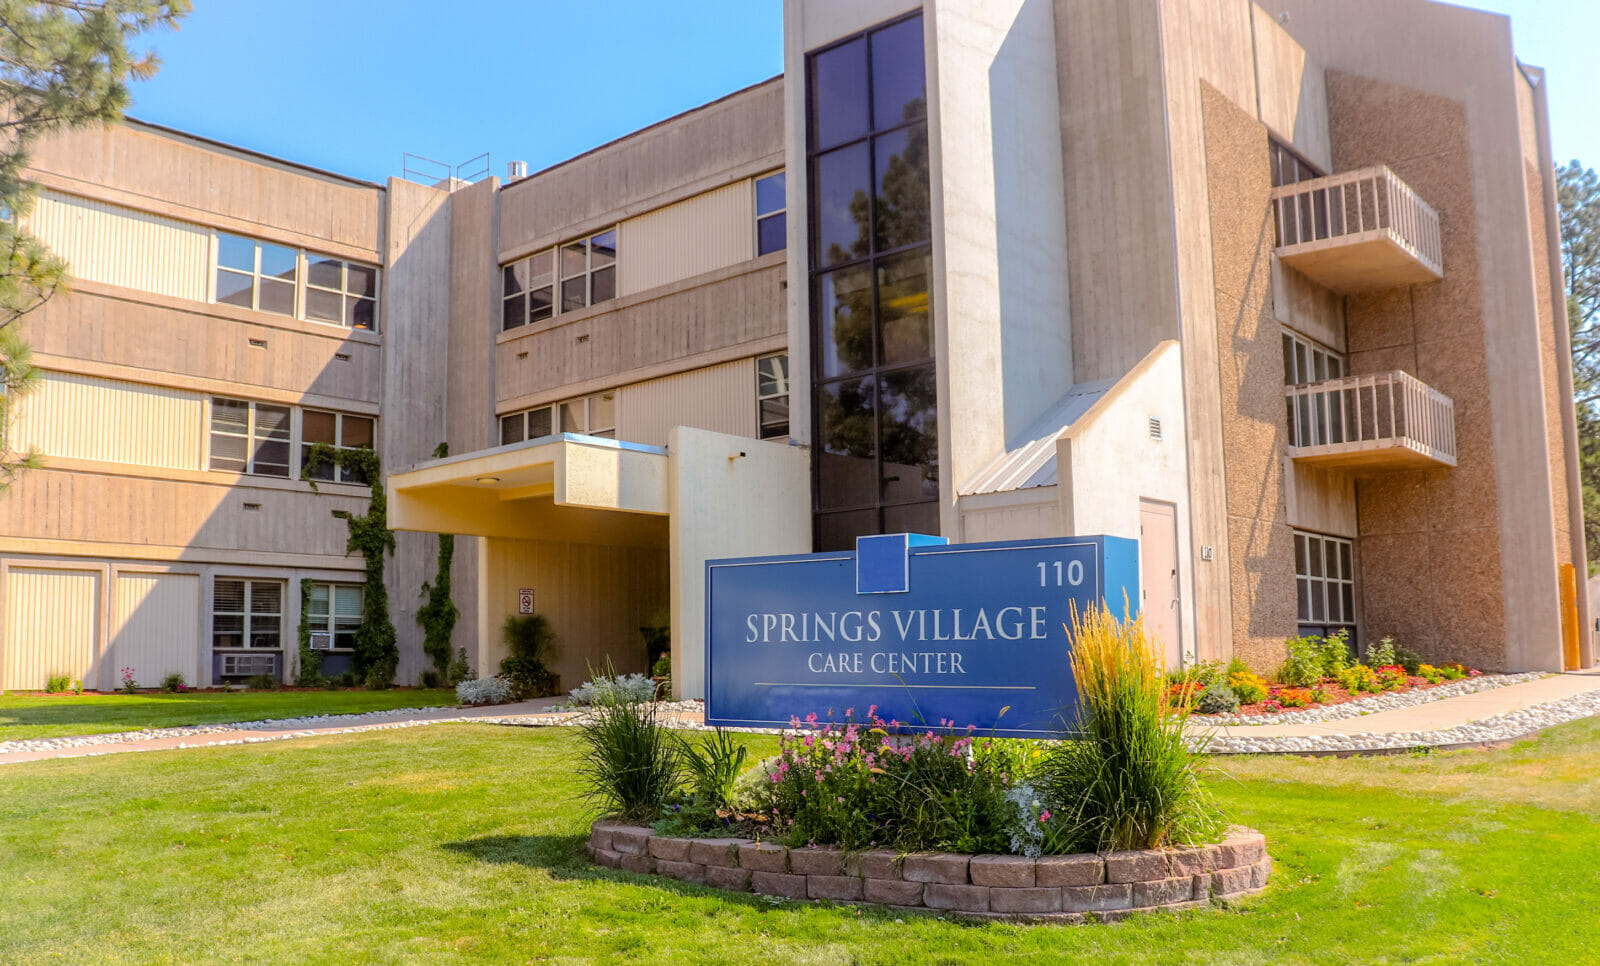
806 13 938 551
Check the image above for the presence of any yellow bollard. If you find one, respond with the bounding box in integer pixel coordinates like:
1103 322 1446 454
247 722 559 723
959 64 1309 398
1561 563 1581 671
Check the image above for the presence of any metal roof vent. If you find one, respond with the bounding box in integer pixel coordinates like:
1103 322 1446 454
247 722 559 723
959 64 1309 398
1149 417 1163 441
507 160 528 179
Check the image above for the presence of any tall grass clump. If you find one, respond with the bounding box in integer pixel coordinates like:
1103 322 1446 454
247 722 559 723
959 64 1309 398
678 728 747 812
575 681 679 822
1038 603 1223 852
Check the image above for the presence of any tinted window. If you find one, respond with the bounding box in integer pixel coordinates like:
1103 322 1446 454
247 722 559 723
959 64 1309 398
870 16 927 129
809 37 869 150
815 264 873 379
756 172 786 215
758 212 787 256
815 376 877 509
873 123 930 251
813 142 870 267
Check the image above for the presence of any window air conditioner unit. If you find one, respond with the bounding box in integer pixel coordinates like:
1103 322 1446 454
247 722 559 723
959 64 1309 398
221 653 277 677
309 632 333 650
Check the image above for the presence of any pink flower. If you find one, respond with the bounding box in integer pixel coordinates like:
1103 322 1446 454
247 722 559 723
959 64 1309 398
846 707 855 718
1039 811 1052 823
868 705 878 718
806 712 819 725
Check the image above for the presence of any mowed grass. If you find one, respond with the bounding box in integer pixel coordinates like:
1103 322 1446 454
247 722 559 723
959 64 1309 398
0 689 461 740
4 722 1600 965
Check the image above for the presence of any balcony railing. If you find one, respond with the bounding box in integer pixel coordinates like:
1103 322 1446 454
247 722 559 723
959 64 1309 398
1272 165 1443 292
1285 370 1456 470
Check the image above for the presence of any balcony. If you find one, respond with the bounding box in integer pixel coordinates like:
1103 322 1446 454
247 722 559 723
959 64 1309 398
1285 370 1456 470
1272 166 1443 293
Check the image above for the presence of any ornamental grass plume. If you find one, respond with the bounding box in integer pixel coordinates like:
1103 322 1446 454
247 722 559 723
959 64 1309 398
1038 601 1223 853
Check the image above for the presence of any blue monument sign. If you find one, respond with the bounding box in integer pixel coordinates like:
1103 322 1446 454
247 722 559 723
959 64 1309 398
705 534 1139 738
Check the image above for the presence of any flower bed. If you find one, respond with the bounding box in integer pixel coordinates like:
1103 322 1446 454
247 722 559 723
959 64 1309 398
586 821 1270 922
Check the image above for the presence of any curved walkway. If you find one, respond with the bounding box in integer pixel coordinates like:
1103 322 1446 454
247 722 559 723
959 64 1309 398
2 671 1597 766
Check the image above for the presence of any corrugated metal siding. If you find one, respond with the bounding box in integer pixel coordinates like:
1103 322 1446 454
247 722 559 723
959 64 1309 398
615 360 758 447
108 573 201 690
11 370 205 470
25 190 210 302
2 567 100 690
617 180 754 296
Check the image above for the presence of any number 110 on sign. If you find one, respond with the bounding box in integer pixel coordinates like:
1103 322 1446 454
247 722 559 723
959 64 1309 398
1038 559 1085 587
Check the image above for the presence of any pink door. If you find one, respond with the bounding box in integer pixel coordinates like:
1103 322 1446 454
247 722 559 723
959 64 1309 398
1139 500 1182 669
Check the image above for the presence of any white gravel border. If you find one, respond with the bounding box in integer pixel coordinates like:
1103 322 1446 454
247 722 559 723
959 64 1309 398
1192 672 1546 726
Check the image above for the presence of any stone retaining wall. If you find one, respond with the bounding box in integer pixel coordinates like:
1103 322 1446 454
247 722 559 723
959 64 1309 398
586 823 1270 922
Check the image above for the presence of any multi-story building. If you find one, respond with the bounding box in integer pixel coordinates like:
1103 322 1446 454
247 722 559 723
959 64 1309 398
0 0 1589 696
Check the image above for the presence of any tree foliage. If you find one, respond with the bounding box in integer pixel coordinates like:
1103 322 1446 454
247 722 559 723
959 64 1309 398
417 442 458 678
1558 161 1600 572
0 1 189 494
303 444 398 688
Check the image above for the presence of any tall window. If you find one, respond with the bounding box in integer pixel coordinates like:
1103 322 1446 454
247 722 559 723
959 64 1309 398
755 172 786 256
214 233 380 331
807 13 937 550
1295 531 1356 645
1282 331 1347 447
306 583 362 650
502 228 618 331
500 391 616 444
209 398 291 477
302 410 375 484
757 353 790 439
212 579 283 649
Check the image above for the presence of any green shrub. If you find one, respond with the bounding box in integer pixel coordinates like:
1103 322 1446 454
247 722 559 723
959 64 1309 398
576 692 680 822
419 669 443 689
651 652 671 679
1315 630 1352 678
1335 664 1380 694
245 674 279 691
447 647 472 685
364 655 397 691
500 614 562 699
1279 635 1324 686
160 672 186 693
1196 680 1240 714
45 673 71 694
677 728 747 813
1037 604 1224 852
1365 637 1397 669
73 679 83 695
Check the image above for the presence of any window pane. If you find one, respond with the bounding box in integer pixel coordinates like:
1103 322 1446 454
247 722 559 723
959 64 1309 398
759 397 790 439
306 287 343 322
253 440 290 476
560 276 586 312
1342 584 1355 621
348 297 376 330
757 212 787 256
755 172 786 215
525 250 553 287
215 268 254 308
817 508 878 552
307 584 329 619
883 501 938 537
589 230 616 267
217 234 255 272
255 405 290 440
813 142 871 267
1297 578 1311 621
815 376 876 509
561 242 587 278
302 442 334 481
503 261 527 297
530 286 553 322
758 354 789 398
589 393 615 432
559 400 586 433
1307 537 1323 577
250 616 281 649
1340 541 1352 578
528 407 552 438
1294 343 1308 384
346 263 377 298
871 16 927 129
500 414 525 446
502 292 526 331
877 250 932 366
212 614 244 648
1310 581 1325 621
1293 533 1308 576
214 579 245 613
209 433 247 472
334 585 363 618
878 365 938 503
307 256 343 290
873 123 930 251
250 581 282 614
259 243 297 283
1282 334 1295 385
816 264 873 379
303 410 336 445
809 37 869 151
258 277 295 316
590 265 615 304
341 415 374 449
212 398 249 435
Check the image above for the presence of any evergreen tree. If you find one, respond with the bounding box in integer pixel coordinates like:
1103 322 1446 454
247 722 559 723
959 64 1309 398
1557 160 1600 571
0 1 189 493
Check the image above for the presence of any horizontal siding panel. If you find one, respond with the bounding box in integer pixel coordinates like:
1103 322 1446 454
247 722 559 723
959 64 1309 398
25 190 210 302
2 567 100 690
617 180 753 296
616 359 757 447
109 573 201 691
11 370 205 470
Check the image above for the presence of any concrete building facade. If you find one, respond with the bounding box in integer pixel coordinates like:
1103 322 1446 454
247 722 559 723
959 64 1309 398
0 0 1588 695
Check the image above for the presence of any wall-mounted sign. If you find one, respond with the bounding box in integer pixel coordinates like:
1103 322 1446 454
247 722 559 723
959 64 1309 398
518 588 535 615
705 534 1138 738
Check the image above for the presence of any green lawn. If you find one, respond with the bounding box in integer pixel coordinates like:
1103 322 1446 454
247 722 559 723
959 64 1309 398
3 721 1600 965
0 689 461 740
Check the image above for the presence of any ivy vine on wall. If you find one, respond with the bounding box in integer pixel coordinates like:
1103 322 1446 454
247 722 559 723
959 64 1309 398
296 577 321 685
303 443 398 688
417 442 459 680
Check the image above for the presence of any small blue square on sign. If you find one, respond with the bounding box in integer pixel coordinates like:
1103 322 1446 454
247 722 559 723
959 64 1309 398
856 532 948 594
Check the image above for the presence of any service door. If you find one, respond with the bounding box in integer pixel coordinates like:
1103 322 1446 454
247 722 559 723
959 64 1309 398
1139 500 1182 669
108 573 202 691
2 567 101 691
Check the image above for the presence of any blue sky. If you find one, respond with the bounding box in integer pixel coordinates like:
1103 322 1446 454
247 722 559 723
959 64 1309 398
122 1 1595 184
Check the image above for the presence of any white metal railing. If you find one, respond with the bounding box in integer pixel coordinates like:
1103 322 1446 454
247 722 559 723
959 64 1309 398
1284 369 1456 467
1272 165 1443 278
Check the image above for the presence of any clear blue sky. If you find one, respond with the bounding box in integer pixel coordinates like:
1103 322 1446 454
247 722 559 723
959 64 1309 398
121 1 1595 185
